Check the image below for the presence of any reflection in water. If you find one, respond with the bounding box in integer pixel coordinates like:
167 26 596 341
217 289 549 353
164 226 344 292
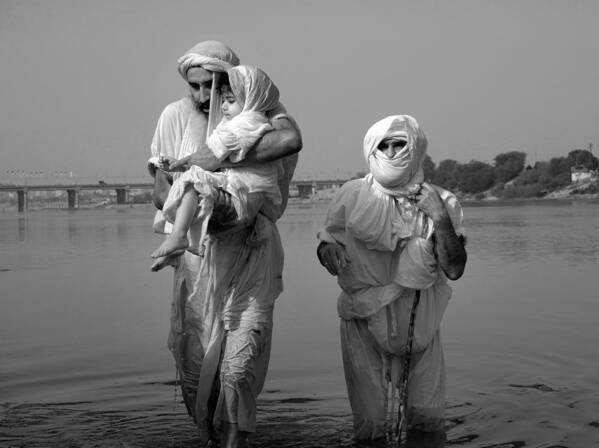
17 216 27 242
68 218 78 242
117 219 127 239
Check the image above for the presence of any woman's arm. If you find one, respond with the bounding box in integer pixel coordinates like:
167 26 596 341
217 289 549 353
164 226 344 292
414 183 467 280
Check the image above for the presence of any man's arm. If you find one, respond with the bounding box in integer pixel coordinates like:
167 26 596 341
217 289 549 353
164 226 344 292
222 117 302 166
415 183 467 280
168 146 222 172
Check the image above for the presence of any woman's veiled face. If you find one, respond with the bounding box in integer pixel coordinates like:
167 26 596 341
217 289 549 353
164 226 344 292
377 137 408 158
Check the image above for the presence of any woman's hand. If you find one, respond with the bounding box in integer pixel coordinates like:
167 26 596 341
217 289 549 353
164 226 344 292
317 241 352 276
412 182 467 280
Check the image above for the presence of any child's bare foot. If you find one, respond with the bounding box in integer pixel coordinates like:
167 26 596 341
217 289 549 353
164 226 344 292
151 234 189 258
150 252 183 271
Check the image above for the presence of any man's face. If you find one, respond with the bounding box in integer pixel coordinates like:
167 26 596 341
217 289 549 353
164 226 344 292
187 67 219 114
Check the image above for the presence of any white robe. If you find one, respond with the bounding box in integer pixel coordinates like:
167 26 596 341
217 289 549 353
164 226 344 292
318 177 464 437
149 96 299 435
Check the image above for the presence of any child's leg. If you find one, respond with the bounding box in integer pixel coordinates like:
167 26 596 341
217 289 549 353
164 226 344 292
151 185 199 258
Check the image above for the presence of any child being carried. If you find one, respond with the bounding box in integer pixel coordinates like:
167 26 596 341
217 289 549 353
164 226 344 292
150 65 282 268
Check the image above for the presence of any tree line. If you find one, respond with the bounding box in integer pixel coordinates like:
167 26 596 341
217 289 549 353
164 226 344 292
420 149 599 199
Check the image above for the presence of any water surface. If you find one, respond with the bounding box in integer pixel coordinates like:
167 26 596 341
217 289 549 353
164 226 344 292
1 200 598 447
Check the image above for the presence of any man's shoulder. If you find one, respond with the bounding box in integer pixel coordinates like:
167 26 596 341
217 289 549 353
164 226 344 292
160 97 194 120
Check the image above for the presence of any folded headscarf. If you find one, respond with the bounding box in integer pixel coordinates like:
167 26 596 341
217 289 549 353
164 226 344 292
176 40 240 137
363 115 427 197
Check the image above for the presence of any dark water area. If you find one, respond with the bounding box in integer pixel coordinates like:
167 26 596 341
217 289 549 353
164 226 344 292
1 200 598 447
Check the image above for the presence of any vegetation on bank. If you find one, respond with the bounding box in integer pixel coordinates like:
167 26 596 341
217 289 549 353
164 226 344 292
421 149 599 200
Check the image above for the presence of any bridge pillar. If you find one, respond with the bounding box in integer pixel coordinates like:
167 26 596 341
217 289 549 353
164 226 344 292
67 189 80 209
297 184 315 198
116 188 129 204
17 189 28 212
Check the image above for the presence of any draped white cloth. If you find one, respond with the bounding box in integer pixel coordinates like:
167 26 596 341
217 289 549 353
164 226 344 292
318 115 464 437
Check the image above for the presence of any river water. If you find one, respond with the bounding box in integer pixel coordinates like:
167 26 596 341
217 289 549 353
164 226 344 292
1 199 598 448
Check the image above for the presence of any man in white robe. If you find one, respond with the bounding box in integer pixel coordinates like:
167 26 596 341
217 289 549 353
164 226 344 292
148 40 302 448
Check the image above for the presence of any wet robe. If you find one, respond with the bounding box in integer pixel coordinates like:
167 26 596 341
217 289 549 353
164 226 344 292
150 97 299 436
318 115 464 438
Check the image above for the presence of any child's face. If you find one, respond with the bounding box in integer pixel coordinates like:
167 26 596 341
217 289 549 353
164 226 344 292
377 137 408 158
220 87 242 119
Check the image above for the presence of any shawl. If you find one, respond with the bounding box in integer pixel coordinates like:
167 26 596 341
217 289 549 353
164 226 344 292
207 65 280 162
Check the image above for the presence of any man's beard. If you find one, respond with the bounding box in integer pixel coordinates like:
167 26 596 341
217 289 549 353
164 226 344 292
189 94 210 115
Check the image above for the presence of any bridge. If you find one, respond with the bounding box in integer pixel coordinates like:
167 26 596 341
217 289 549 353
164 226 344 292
0 177 348 212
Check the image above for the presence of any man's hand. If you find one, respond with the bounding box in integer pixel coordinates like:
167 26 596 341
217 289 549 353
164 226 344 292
211 188 237 223
168 145 222 172
412 182 448 224
317 241 352 276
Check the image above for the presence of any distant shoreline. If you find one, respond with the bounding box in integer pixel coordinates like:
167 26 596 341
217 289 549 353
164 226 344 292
1 192 597 213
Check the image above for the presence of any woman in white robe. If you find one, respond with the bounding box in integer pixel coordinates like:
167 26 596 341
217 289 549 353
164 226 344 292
317 115 467 440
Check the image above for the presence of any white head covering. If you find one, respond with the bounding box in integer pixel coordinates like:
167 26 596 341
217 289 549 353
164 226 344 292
343 115 430 251
176 40 240 137
363 115 427 197
228 65 280 113
206 65 279 162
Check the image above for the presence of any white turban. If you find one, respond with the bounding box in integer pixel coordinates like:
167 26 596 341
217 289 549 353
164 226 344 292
176 40 240 78
363 115 427 197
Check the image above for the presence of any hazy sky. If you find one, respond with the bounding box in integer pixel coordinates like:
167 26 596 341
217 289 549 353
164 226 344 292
1 0 598 180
